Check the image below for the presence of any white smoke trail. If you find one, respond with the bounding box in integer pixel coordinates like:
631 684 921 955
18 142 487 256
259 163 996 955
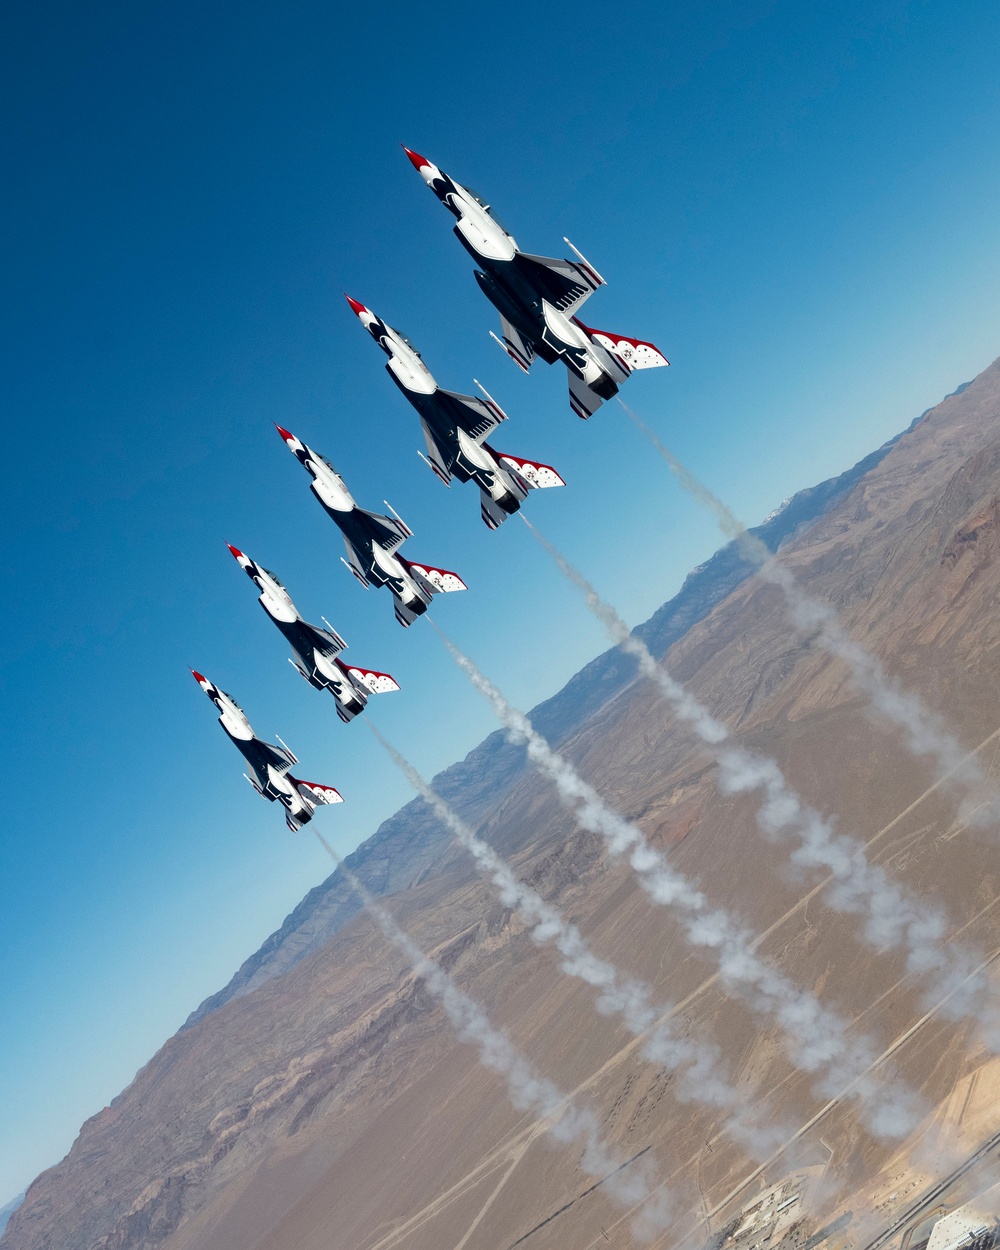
618 398 995 801
429 620 925 1142
366 719 795 1160
310 828 668 1228
522 517 999 1036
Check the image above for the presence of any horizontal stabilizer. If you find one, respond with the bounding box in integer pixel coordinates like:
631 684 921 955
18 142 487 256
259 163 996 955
391 592 422 629
293 778 344 805
480 490 512 531
406 561 467 594
567 370 605 420
494 452 565 489
579 323 669 371
347 665 400 695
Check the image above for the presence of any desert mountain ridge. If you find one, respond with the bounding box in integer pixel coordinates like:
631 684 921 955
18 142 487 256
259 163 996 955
8 362 1000 1250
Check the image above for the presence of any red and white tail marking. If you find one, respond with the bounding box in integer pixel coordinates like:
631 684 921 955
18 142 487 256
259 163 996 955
577 322 669 370
494 452 565 489
347 666 400 695
405 561 467 593
294 779 344 805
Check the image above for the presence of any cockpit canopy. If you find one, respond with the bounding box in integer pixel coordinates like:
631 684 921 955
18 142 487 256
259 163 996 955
465 187 510 234
390 325 422 358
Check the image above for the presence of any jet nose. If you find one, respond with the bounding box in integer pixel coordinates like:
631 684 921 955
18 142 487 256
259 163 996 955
343 293 369 318
226 543 245 560
190 668 208 685
274 423 295 444
402 146 431 173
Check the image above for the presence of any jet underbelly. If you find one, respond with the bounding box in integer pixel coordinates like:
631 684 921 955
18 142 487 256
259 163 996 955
387 351 437 396
454 428 499 488
369 542 408 589
540 302 605 384
454 204 516 262
312 647 348 691
259 589 297 624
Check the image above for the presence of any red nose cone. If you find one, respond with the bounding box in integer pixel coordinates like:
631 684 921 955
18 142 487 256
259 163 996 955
226 543 244 560
402 146 431 171
190 668 207 685
274 423 294 442
343 293 368 317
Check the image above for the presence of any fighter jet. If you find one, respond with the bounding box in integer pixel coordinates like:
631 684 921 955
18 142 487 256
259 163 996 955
227 544 399 722
275 425 466 626
344 295 565 529
191 669 343 830
402 147 669 420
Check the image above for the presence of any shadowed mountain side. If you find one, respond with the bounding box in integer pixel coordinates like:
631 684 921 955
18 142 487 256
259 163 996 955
0 1201 23 1241
183 409 925 1029
10 361 1000 1250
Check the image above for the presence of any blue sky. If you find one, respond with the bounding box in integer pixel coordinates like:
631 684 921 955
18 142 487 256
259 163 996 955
2 0 1000 1204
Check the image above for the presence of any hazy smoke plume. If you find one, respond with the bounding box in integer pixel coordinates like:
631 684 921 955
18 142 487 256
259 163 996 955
310 828 669 1228
523 517 999 1030
430 621 924 1142
367 719 795 1161
618 398 995 803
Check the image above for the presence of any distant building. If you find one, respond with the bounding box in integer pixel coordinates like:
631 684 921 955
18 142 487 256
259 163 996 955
926 1206 999 1250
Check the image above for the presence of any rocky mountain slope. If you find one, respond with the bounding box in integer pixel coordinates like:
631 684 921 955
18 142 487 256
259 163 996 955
8 363 1000 1250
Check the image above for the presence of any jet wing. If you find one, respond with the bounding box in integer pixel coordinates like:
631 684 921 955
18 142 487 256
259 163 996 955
517 251 604 316
357 509 413 554
419 417 458 484
495 316 536 372
311 624 347 658
342 539 371 587
258 738 296 774
438 389 506 442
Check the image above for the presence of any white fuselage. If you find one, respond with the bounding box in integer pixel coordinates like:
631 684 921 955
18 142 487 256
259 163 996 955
539 301 608 385
414 158 518 262
213 690 254 741
384 333 438 396
367 542 422 604
307 455 357 514
451 426 516 501
452 195 517 262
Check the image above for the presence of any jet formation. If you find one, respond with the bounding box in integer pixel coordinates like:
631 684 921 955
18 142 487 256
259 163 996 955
195 148 668 827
